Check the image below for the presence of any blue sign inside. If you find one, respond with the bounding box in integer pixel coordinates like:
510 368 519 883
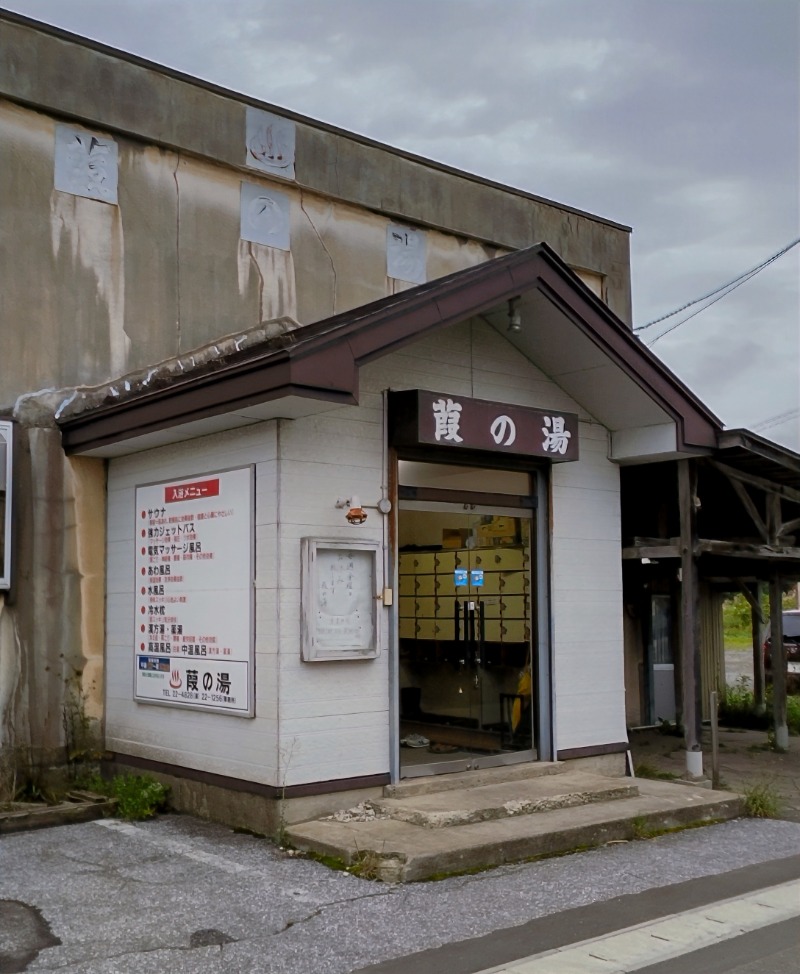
454 568 468 587
470 569 484 587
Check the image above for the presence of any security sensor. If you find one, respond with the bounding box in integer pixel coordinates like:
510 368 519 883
345 495 368 525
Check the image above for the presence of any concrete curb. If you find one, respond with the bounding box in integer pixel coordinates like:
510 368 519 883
0 792 117 835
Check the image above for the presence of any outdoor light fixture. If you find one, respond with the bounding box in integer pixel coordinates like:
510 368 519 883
507 297 522 333
335 495 393 524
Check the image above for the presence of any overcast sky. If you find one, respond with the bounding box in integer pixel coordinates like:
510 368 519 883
5 0 799 449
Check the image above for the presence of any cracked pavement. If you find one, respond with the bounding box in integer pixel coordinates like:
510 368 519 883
2 813 800 972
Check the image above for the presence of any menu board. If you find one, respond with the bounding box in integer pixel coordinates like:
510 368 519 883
134 467 253 715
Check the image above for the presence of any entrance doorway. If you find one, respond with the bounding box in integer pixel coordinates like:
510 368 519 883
397 499 537 776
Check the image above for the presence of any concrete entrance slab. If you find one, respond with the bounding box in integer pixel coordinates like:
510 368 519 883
376 772 638 828
286 766 744 883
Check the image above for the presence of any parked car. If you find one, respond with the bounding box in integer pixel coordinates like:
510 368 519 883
763 609 800 692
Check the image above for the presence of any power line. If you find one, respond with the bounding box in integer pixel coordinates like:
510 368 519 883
751 406 800 433
635 237 800 340
646 268 763 346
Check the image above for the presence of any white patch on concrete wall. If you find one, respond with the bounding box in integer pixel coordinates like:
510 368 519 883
54 125 118 204
50 193 129 377
245 108 295 180
237 240 298 324
387 224 427 284
240 182 290 250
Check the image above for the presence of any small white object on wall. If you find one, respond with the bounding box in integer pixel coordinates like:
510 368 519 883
387 224 427 284
245 107 296 179
54 124 118 204
240 182 291 250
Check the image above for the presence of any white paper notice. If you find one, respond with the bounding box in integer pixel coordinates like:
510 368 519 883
134 468 253 715
315 548 374 653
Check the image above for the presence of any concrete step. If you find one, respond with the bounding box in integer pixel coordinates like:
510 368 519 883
286 777 744 883
383 760 566 799
377 772 638 828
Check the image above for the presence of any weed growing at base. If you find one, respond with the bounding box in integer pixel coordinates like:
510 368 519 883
80 772 169 820
742 783 781 819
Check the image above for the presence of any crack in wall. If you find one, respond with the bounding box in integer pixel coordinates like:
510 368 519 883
300 195 337 315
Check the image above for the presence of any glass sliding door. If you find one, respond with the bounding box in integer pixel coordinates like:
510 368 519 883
397 501 537 776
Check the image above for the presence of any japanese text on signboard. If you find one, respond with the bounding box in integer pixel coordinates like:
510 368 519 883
133 467 253 715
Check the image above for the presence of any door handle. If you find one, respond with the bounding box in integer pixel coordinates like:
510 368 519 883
477 601 485 668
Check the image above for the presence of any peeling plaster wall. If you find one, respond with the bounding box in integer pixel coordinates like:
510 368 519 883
1 90 628 411
0 420 105 789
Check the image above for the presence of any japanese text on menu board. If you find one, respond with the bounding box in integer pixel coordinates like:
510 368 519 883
134 467 253 716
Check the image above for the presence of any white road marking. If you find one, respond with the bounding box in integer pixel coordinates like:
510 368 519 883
477 878 800 974
93 818 251 875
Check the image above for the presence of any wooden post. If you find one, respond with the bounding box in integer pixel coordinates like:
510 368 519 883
710 690 720 789
751 582 766 715
678 460 703 776
769 573 788 751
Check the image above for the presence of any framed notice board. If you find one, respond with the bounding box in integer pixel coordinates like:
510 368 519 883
301 538 381 661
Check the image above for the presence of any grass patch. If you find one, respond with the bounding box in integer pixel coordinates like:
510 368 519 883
718 677 800 735
630 815 653 839
77 772 169 821
742 783 782 818
305 851 352 873
634 762 679 781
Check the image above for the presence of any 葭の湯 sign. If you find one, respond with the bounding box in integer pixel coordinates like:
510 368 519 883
389 390 579 461
134 467 254 715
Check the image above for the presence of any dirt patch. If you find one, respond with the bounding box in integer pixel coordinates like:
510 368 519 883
629 726 800 822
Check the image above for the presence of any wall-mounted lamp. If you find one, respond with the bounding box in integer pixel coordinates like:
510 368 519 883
335 495 392 524
507 297 522 333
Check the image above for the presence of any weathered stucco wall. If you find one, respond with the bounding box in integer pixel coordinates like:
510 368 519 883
0 11 631 410
0 414 105 793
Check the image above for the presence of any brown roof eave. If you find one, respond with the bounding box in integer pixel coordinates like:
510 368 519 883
59 243 725 457
59 354 357 454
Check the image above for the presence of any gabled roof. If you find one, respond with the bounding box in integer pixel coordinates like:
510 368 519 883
58 243 722 458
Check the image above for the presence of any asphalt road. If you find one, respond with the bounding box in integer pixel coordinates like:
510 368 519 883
725 646 755 686
2 815 800 973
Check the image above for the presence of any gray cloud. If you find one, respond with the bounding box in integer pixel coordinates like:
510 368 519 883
5 0 799 448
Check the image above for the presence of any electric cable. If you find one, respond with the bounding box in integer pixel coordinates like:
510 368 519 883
751 406 800 433
635 237 800 340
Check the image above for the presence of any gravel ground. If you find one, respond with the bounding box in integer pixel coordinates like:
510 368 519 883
2 814 800 973
0 646 793 973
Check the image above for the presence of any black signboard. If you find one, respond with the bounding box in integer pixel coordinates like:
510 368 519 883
389 390 579 461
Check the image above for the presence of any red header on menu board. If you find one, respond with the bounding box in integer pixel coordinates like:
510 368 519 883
164 479 220 503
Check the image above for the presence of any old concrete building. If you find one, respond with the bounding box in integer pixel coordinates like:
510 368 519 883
1 10 797 827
